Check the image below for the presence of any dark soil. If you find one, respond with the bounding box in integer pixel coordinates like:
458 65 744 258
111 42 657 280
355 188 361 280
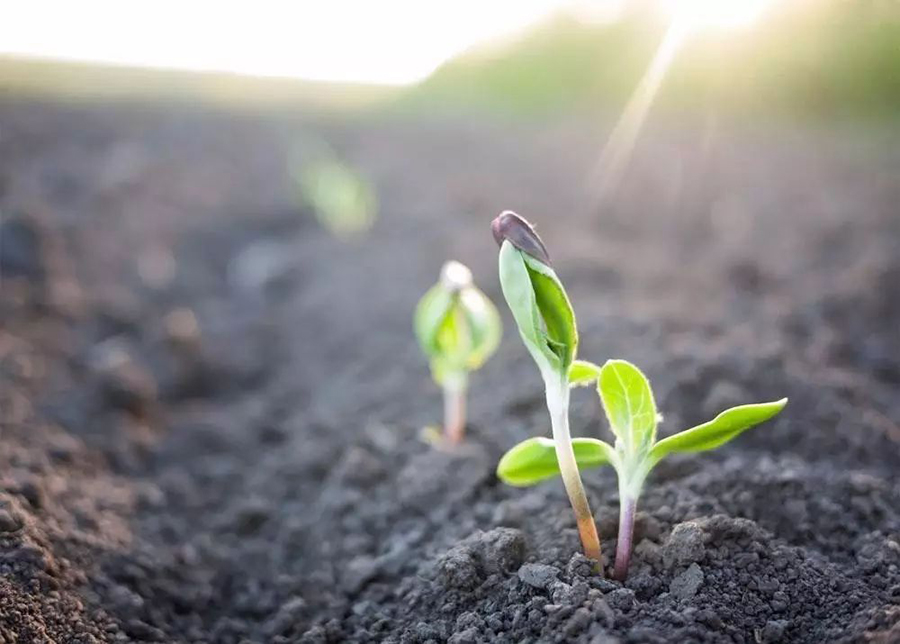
1 100 899 643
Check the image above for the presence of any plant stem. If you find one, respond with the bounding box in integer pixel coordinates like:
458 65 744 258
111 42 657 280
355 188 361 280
443 381 467 444
546 379 602 564
614 492 636 581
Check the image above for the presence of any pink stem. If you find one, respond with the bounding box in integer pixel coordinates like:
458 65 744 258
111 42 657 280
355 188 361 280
614 496 636 581
444 385 466 444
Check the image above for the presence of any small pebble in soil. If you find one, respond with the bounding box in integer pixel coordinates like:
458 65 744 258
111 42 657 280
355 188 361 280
552 580 589 605
669 562 704 601
758 619 790 643
606 588 636 611
592 577 619 593
566 553 595 579
437 528 525 590
518 563 560 589
663 521 706 569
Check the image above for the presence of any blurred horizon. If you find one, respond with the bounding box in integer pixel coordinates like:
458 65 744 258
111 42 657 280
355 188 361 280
2 0 602 86
2 0 899 122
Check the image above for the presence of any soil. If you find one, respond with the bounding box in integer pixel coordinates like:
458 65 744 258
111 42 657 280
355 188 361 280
1 99 899 644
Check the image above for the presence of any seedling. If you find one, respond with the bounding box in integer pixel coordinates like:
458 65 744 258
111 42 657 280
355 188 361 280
491 211 603 563
414 261 501 444
295 144 377 239
499 357 787 580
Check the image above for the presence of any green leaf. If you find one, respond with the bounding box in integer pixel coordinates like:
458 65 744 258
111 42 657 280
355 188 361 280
649 398 787 464
298 158 376 239
414 265 502 385
598 360 658 454
458 286 502 370
498 241 555 374
569 360 602 387
497 436 616 487
497 240 578 378
414 284 453 357
523 254 577 371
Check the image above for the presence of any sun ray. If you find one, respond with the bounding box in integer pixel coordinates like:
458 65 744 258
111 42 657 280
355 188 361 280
589 18 690 207
589 0 773 208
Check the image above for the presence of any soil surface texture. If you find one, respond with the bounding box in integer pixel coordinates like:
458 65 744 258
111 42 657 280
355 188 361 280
1 100 899 643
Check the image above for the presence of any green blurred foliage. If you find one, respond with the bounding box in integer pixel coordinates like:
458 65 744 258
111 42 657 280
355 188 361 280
404 1 900 120
296 156 377 239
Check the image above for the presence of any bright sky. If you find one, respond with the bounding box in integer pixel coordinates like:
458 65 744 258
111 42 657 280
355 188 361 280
1 1 615 85
1 0 770 85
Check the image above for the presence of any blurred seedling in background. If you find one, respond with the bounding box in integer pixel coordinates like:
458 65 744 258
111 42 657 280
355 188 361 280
293 139 377 239
499 358 786 580
414 261 501 445
491 211 603 564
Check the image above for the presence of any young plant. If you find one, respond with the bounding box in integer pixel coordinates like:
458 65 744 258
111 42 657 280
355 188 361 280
498 358 787 580
414 261 501 444
491 211 603 563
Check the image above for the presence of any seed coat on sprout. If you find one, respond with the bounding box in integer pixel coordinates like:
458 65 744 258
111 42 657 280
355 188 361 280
492 211 602 564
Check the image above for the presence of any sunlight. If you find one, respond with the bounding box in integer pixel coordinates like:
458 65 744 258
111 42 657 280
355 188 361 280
1 1 769 86
590 19 689 205
659 0 773 31
590 0 774 205
1 0 574 85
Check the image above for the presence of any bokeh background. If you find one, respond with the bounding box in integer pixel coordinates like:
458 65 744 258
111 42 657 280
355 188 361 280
5 1 899 117
5 0 897 232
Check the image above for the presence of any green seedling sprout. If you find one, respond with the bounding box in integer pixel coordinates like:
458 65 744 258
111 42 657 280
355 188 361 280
295 144 377 239
491 211 603 563
414 261 501 444
499 357 787 580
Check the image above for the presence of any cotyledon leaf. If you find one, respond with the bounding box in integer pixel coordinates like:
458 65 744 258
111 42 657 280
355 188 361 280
649 398 787 465
498 240 558 374
522 252 578 372
497 436 617 487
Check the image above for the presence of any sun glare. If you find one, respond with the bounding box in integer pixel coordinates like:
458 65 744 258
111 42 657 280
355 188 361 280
660 0 772 30
1 0 574 86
